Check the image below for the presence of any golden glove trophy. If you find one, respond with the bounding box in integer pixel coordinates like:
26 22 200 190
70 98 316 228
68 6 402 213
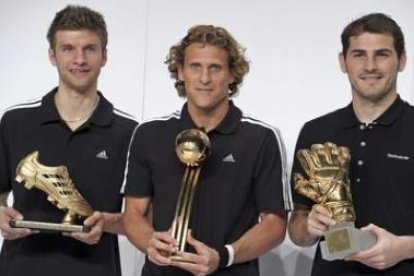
170 129 211 261
10 151 93 233
294 142 376 261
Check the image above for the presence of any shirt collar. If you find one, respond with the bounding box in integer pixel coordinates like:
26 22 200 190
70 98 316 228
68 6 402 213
342 94 404 128
39 87 113 127
180 100 241 134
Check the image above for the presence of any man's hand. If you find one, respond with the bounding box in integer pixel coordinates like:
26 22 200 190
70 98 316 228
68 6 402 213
0 206 37 240
346 224 412 270
171 230 219 276
65 211 104 244
307 204 336 238
147 230 177 266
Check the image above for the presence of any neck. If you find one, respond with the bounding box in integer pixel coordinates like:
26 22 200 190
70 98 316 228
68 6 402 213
54 87 100 130
187 101 230 132
352 92 397 124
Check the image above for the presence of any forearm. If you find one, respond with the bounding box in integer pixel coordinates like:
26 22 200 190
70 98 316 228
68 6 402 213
123 197 154 254
102 212 125 235
396 235 414 260
288 209 319 247
231 211 287 264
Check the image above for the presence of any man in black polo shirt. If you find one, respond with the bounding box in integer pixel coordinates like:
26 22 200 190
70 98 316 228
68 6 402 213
288 13 414 275
0 5 137 276
123 25 292 275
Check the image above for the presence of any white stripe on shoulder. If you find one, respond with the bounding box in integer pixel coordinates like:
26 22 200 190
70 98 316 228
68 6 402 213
241 114 294 211
1 98 42 119
140 110 181 125
120 123 140 194
120 110 180 193
114 108 138 122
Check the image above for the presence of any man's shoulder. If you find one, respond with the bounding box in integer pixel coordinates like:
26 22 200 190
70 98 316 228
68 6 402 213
303 107 346 130
138 110 181 129
1 98 43 123
112 107 139 129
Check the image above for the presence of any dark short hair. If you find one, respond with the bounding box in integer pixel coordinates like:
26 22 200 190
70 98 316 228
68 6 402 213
47 5 108 50
166 25 249 97
341 13 405 58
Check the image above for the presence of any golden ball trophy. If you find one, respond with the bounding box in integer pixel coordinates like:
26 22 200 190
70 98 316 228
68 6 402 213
170 129 211 261
294 142 376 261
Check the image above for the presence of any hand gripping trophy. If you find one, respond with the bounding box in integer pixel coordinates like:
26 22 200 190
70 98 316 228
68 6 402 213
294 142 376 260
170 129 211 261
10 151 93 232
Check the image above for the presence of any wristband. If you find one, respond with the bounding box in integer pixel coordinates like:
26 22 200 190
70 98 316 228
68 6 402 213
217 246 229 269
225 244 234 267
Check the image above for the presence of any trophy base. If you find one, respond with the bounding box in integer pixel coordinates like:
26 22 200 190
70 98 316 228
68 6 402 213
9 219 91 233
320 222 376 261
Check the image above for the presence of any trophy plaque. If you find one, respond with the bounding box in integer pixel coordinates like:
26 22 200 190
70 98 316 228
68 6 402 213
9 151 93 233
170 129 211 261
294 142 376 261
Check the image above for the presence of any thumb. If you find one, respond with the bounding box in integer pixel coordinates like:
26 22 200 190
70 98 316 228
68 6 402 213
186 229 204 252
4 207 24 220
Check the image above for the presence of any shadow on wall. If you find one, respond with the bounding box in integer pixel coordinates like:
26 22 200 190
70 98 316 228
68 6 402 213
260 249 313 276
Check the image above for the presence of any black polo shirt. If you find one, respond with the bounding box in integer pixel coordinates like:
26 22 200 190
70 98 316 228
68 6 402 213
292 95 414 275
124 101 292 276
0 88 137 276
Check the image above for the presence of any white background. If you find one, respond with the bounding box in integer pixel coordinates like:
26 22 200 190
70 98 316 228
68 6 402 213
1 1 413 275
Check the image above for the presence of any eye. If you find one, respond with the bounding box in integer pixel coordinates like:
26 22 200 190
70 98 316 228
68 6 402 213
61 45 73 52
85 45 97 53
376 51 391 59
188 63 201 71
352 52 364 58
209 64 222 73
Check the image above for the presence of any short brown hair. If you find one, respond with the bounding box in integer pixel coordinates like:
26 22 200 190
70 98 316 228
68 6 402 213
47 5 108 50
341 13 405 58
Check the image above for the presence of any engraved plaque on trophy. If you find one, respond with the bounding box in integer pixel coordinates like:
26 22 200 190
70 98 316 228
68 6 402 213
294 142 376 261
170 129 211 262
9 151 93 233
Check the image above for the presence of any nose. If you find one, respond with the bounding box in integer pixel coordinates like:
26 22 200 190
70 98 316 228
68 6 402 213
74 49 86 65
200 68 212 84
364 56 378 72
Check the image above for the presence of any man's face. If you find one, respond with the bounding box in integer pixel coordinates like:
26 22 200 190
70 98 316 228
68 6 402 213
49 29 107 94
339 32 406 103
178 43 234 114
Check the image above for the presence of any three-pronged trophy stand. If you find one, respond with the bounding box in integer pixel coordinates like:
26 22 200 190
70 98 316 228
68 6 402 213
170 129 211 261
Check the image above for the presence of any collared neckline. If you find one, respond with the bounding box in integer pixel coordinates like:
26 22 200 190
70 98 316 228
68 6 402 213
180 100 241 134
342 95 404 128
39 87 114 127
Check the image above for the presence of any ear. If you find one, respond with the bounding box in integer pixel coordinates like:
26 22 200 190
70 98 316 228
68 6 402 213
48 48 57 66
338 52 347 73
101 49 108 67
177 64 184 81
398 52 407 72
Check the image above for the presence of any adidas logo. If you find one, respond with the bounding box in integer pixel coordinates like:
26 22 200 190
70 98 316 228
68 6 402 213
223 154 235 163
96 150 109 160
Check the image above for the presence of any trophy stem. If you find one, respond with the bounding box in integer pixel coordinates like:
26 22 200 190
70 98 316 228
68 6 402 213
171 167 201 253
61 211 78 225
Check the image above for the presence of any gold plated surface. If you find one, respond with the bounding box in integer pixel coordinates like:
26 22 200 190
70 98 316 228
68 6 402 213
12 151 93 231
294 142 355 222
170 129 211 259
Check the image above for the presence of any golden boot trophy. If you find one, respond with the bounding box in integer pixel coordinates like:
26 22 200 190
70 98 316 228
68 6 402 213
10 151 93 232
294 142 376 261
170 129 211 261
